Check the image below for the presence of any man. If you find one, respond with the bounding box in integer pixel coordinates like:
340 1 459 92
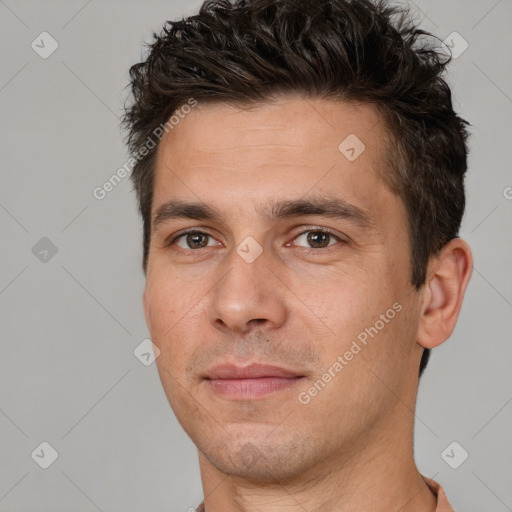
123 0 473 510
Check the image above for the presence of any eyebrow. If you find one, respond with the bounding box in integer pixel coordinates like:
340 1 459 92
152 197 375 231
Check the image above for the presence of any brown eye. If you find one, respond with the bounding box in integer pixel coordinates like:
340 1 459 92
307 231 331 248
174 231 217 250
294 229 341 249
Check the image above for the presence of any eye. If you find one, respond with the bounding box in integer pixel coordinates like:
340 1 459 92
292 228 343 250
167 227 344 253
172 230 219 250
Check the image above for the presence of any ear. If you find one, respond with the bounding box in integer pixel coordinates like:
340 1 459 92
417 238 473 349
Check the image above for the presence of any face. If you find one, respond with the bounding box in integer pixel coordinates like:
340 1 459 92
143 95 425 481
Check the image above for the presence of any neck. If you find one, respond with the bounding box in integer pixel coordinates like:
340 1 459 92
197 401 437 512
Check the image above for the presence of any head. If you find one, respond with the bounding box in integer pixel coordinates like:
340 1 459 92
124 0 472 482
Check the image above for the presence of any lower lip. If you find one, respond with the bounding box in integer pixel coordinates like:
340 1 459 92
205 376 303 399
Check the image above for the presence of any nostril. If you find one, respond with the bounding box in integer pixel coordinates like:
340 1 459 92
250 319 267 328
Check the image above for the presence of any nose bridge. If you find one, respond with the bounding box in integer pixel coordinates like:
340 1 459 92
208 241 286 333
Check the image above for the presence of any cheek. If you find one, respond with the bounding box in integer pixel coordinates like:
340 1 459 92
302 262 390 336
145 263 203 329
144 283 175 336
306 262 410 380
144 276 197 364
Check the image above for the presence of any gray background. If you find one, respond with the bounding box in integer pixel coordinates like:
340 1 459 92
1 0 511 511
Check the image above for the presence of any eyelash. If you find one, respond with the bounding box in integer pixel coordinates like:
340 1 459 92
166 227 345 254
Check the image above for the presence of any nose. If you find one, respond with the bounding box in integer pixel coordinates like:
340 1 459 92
208 246 288 335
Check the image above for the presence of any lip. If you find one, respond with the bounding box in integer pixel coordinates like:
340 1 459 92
205 363 301 380
204 363 304 400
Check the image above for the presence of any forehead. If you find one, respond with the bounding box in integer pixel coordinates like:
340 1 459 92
152 96 399 226
157 96 388 164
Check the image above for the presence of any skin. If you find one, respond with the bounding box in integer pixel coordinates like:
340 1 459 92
142 95 473 512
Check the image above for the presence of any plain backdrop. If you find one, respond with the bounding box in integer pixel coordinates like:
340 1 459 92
1 0 511 511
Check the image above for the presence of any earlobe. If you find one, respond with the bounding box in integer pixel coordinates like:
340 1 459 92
417 238 473 350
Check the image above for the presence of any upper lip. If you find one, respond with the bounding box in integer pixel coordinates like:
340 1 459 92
204 363 302 380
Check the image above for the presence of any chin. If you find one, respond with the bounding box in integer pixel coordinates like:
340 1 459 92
198 432 320 483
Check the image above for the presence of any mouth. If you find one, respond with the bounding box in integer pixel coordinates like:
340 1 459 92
203 363 305 400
